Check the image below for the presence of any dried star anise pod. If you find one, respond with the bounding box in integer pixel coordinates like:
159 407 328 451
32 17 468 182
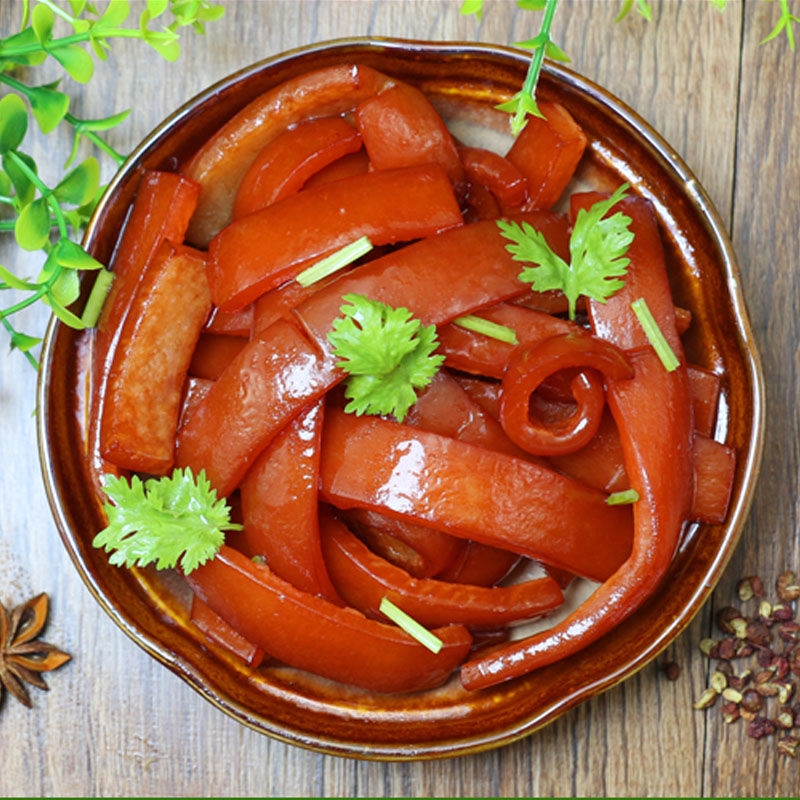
0 593 71 709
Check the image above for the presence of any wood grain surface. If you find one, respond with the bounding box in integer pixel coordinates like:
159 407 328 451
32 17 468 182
0 0 797 795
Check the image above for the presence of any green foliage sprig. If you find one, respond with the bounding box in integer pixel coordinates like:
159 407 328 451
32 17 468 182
0 0 224 368
461 0 798 134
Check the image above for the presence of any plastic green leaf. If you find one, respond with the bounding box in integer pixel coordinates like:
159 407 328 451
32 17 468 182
31 3 55 45
616 0 651 21
637 0 653 21
170 1 224 31
760 6 800 51
15 197 52 251
96 0 130 28
147 0 169 16
0 263 38 291
76 108 131 132
545 40 570 62
515 33 547 50
54 157 100 206
149 37 180 61
50 267 81 307
21 0 31 28
2 151 37 206
63 207 88 232
77 183 105 219
495 91 545 134
54 237 103 269
72 18 92 34
69 0 88 15
197 3 225 23
51 44 95 83
708 0 728 8
0 95 29 154
616 0 634 21
517 0 547 8
37 248 60 283
10 331 41 353
0 171 11 199
460 0 483 17
1 28 48 67
43 293 86 329
27 85 70 134
89 33 109 59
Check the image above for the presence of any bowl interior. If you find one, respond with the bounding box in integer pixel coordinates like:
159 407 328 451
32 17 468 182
37 38 764 759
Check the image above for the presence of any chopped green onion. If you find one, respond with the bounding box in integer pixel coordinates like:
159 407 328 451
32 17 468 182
605 489 640 505
379 597 443 654
80 267 114 327
251 555 266 565
631 297 680 372
452 314 519 345
295 235 373 288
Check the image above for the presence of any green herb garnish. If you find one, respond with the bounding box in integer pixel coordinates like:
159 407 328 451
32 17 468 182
379 597 443 654
327 293 444 423
498 183 634 320
0 0 224 368
452 314 519 345
462 0 790 135
94 467 240 574
630 297 681 372
295 236 373 288
606 489 640 505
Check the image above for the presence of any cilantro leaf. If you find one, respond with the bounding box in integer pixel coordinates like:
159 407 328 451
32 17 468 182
327 293 444 422
93 468 241 574
498 183 634 319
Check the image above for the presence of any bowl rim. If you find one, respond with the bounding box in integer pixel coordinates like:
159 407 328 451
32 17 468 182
36 35 766 760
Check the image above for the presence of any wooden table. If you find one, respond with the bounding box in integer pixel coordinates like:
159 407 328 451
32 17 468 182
1 1 797 795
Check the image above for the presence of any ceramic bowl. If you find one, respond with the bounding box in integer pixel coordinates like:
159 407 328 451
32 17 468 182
36 37 765 759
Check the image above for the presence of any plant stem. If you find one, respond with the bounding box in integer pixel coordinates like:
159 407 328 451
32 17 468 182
0 216 65 232
6 151 68 240
0 28 142 59
781 0 797 51
0 74 128 166
37 0 77 25
511 0 559 134
0 285 47 318
65 113 127 166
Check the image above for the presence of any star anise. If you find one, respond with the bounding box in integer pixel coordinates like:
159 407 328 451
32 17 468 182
1 593 71 709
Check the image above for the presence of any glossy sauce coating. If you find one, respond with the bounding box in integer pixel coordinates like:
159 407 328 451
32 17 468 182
320 408 633 583
321 515 563 629
187 545 473 694
183 63 394 245
294 212 570 356
499 332 633 457
176 319 339 496
207 163 463 311
240 399 341 602
355 83 466 193
233 116 362 219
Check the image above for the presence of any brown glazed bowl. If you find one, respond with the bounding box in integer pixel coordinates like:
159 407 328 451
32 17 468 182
37 38 764 759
